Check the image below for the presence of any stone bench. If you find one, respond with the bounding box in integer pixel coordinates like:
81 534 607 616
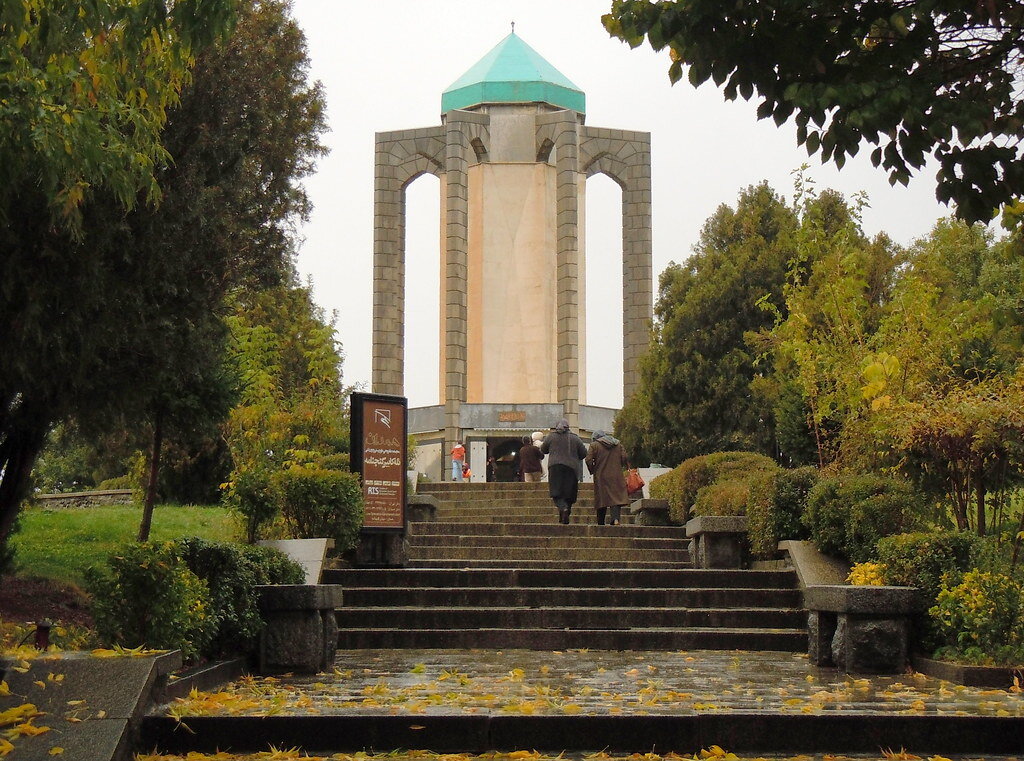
407 494 439 522
685 515 747 568
629 498 671 526
256 584 344 674
804 584 920 674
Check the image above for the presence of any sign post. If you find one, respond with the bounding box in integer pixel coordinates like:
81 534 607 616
350 392 408 565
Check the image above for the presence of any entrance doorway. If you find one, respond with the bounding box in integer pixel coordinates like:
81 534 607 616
483 435 530 482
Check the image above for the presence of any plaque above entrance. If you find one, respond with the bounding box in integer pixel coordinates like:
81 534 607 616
497 411 527 423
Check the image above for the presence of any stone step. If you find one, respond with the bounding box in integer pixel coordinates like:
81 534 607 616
141 711 1024 756
436 497 596 508
407 534 689 551
335 606 806 629
437 514 631 525
420 482 595 494
339 586 803 608
405 546 686 562
408 522 681 538
323 568 797 589
405 559 694 569
335 626 808 650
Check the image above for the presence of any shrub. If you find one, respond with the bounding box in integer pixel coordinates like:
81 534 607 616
231 468 278 543
804 473 925 563
176 537 304 657
86 542 216 662
274 467 364 551
650 451 778 524
746 466 818 559
876 531 978 604
847 562 887 586
930 569 1024 665
317 452 351 471
693 480 751 517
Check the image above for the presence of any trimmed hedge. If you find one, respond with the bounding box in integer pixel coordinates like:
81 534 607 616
87 541 216 662
649 451 778 524
876 531 978 603
804 473 925 563
746 466 818 559
88 538 304 662
177 537 304 657
274 466 364 552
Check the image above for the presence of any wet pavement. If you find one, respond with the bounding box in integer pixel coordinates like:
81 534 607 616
161 649 1024 718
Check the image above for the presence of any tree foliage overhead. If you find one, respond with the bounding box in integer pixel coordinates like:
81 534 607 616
615 183 798 464
604 0 1024 223
1 0 327 554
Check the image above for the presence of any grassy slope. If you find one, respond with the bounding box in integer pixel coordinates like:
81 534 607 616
10 504 236 587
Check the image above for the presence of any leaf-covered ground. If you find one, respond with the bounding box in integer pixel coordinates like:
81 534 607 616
133 749 1023 761
160 650 1024 719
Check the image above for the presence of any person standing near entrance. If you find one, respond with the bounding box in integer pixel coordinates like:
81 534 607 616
541 419 587 524
517 435 544 482
451 441 466 482
585 430 630 525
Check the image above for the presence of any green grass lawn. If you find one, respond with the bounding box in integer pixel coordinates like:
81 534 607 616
10 503 236 587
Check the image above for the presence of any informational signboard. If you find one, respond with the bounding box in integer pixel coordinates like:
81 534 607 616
350 392 407 531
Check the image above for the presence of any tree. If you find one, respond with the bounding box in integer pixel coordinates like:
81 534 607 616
1 0 327 552
1 0 234 554
223 281 350 542
616 183 798 464
603 0 1024 223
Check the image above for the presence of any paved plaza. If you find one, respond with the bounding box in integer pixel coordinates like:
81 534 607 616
164 649 1023 718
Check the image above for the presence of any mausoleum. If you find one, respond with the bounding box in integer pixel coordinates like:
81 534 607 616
371 32 653 481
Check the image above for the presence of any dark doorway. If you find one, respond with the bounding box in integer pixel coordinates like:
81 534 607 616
488 436 528 482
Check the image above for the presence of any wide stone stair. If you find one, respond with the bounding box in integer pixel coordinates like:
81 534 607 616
324 566 806 650
322 481 807 652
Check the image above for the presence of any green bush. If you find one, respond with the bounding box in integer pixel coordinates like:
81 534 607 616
930 569 1024 665
876 531 978 603
175 537 304 657
649 451 778 524
231 468 278 543
317 452 351 471
693 480 751 517
804 473 924 563
274 466 364 551
746 466 818 559
86 542 216 662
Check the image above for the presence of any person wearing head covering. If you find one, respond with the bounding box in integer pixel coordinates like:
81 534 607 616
531 431 548 481
540 418 587 524
585 430 631 525
517 435 544 482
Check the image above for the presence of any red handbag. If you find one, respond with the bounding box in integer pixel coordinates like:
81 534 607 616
626 468 645 494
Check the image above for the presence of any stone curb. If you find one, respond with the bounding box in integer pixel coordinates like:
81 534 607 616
912 654 1024 689
140 713 1024 755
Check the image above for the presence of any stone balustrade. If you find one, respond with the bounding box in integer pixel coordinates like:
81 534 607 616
685 515 748 569
804 584 921 673
256 584 344 674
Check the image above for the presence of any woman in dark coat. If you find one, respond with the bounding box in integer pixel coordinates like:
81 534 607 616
541 419 587 524
585 430 630 525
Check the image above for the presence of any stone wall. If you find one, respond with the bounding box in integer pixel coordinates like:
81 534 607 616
34 489 134 509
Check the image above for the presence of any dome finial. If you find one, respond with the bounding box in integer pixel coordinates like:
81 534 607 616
511 21 515 33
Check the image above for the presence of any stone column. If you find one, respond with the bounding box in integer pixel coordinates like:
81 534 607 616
442 115 472 471
622 133 652 402
540 112 582 429
371 134 405 396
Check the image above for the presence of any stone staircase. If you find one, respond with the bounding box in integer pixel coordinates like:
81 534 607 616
322 481 807 652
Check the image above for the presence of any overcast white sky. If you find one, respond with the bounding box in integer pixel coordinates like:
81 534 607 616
290 0 950 410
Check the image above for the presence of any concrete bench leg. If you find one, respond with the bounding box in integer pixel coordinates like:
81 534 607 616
257 585 344 674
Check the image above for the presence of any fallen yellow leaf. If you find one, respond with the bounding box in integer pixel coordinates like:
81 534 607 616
48 747 64 756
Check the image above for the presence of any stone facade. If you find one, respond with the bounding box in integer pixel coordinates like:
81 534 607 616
371 44 653 480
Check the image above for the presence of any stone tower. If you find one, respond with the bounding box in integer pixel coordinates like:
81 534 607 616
371 32 652 481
